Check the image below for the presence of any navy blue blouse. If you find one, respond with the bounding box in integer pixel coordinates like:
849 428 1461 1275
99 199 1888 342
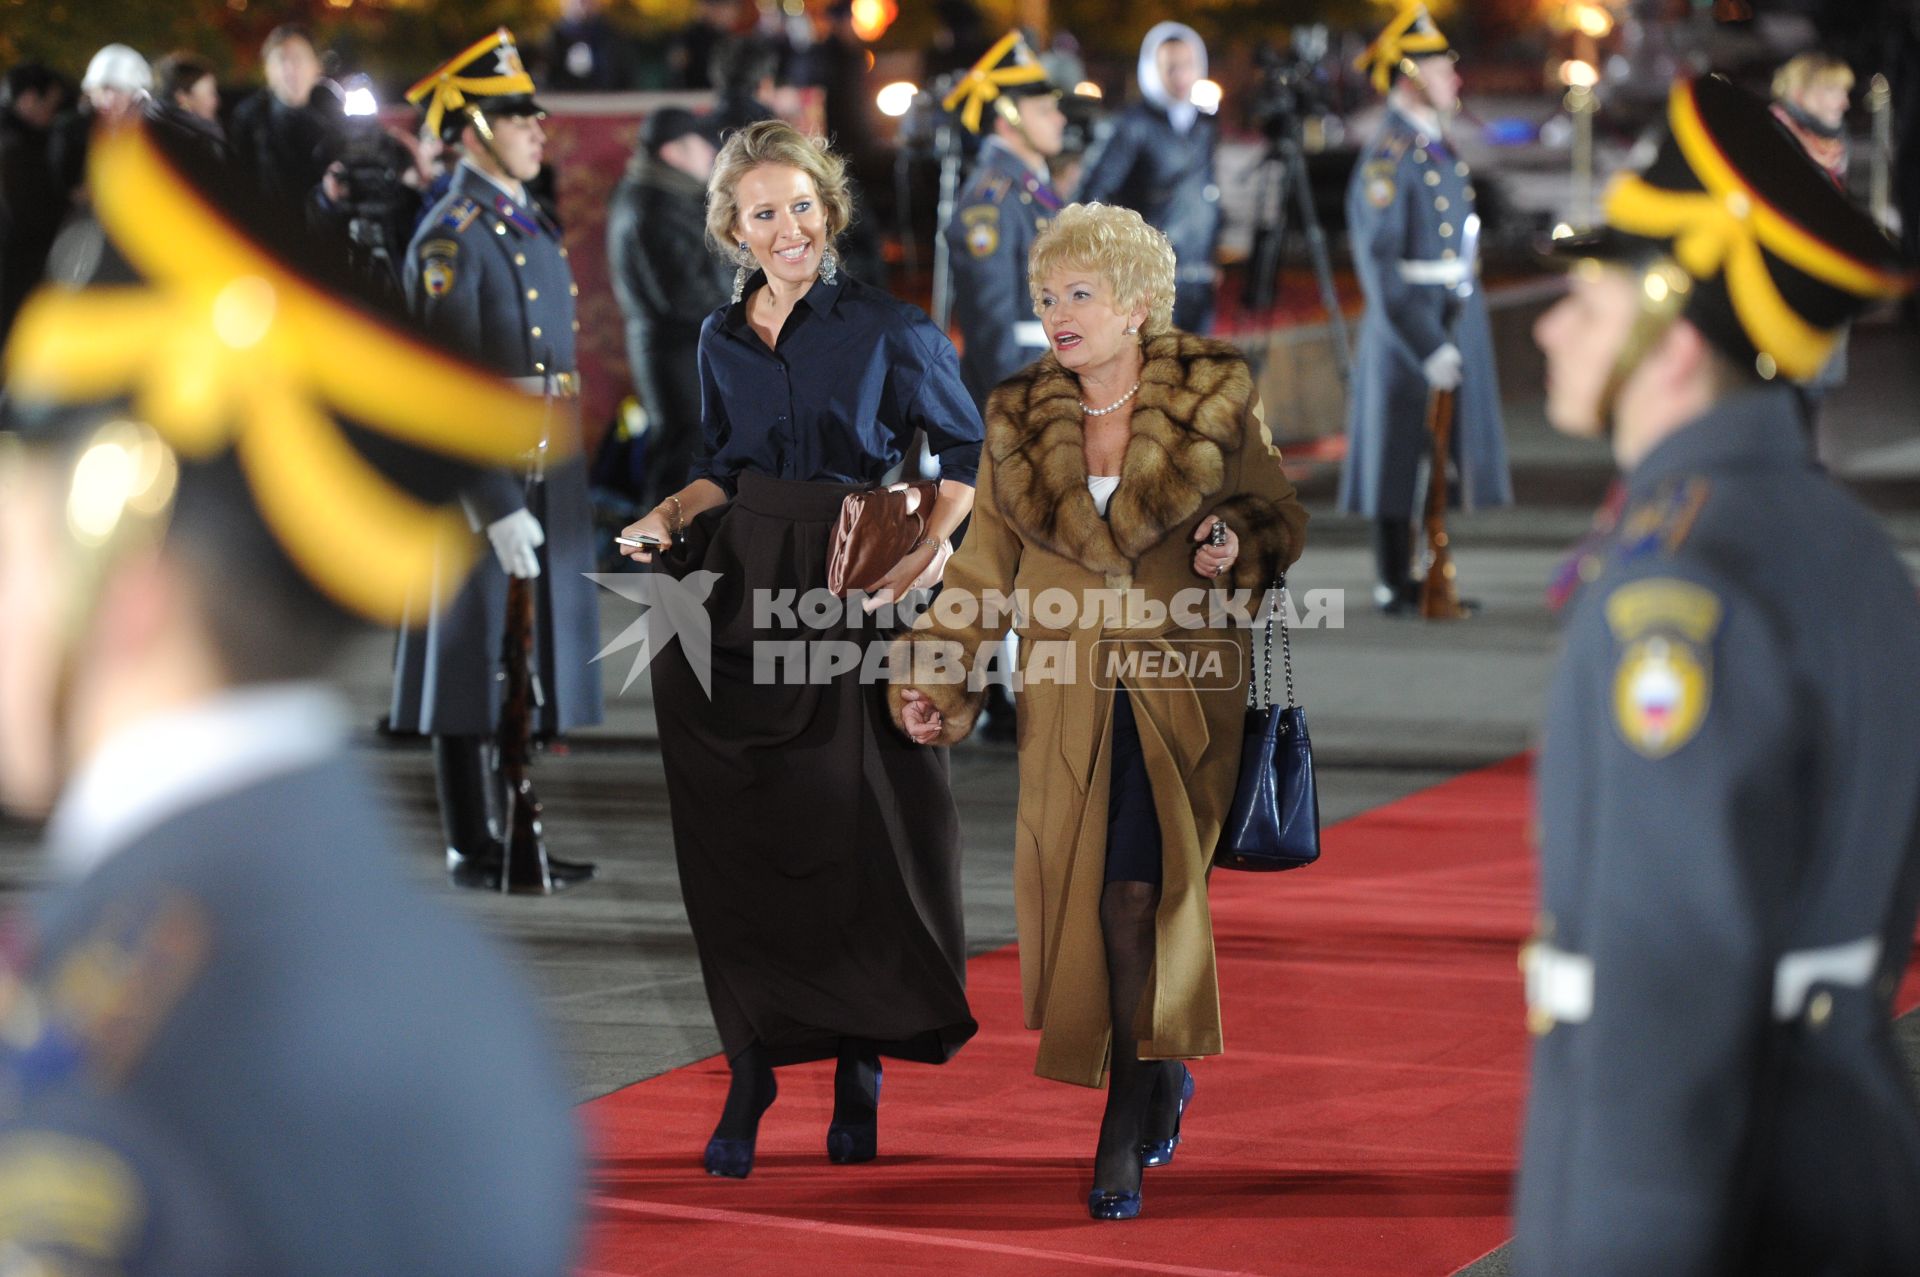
690 272 984 495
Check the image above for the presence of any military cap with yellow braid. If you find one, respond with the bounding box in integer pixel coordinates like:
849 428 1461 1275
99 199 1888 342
0 119 551 628
406 27 545 144
942 30 1057 136
1556 75 1914 385
1355 2 1454 95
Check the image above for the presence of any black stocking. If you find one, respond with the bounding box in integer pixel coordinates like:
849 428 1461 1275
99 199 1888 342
1093 880 1167 1194
711 1040 776 1141
832 1038 881 1127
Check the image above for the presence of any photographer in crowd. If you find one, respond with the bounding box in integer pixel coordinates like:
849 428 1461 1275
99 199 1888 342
229 24 341 213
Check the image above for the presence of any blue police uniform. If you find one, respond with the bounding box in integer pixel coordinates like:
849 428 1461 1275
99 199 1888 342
945 137 1061 407
0 695 584 1275
390 161 604 738
1339 109 1511 519
1515 74 1920 1273
1516 388 1920 1274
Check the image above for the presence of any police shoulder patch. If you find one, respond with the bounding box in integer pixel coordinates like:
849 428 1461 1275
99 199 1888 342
0 1131 145 1257
1605 578 1722 759
961 205 1001 258
421 255 457 298
1363 160 1397 209
420 238 458 260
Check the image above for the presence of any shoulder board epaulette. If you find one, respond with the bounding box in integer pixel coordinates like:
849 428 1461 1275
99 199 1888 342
439 196 483 234
971 172 1013 206
1380 132 1413 162
1614 478 1710 564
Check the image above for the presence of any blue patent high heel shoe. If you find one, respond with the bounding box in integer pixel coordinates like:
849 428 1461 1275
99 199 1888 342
1088 1188 1143 1221
1139 1064 1194 1168
826 1059 882 1164
703 1079 777 1179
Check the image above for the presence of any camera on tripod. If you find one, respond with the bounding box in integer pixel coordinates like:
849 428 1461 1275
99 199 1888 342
1250 28 1333 141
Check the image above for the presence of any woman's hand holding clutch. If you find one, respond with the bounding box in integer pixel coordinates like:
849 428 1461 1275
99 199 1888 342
861 537 953 614
898 689 945 745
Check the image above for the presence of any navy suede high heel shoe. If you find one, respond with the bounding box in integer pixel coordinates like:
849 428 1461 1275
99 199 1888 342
1088 1188 1143 1221
703 1080 777 1179
1139 1064 1194 1168
826 1060 882 1164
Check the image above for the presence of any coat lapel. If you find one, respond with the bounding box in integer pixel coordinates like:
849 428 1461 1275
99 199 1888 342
986 331 1254 575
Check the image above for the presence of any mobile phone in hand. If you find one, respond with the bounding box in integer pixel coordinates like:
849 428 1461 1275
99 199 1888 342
616 534 666 550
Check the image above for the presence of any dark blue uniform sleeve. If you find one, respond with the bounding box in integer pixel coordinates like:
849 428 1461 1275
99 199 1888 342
1347 150 1447 365
405 226 526 527
686 315 738 498
1515 565 1800 1276
945 184 1028 398
900 312 983 486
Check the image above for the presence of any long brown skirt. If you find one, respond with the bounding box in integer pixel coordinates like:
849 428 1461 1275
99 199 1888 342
651 471 977 1067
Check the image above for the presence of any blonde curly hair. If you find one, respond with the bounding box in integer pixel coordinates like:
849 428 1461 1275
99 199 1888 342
705 119 853 257
1027 203 1178 338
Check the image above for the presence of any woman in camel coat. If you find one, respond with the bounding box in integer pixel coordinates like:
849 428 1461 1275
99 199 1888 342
889 203 1307 1220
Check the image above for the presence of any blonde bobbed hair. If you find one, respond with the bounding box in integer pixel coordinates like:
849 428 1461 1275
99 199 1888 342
1772 52 1854 102
705 119 853 257
1027 203 1178 339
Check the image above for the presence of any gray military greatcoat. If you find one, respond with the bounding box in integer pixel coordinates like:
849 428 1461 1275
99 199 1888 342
1339 108 1511 519
390 162 603 737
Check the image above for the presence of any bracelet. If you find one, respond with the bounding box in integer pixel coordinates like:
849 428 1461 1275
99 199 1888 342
665 494 684 538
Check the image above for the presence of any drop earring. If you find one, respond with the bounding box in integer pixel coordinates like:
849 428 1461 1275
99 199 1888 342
818 246 839 286
731 243 754 304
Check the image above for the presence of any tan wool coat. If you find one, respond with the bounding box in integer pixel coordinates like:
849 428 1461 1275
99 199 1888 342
887 331 1308 1088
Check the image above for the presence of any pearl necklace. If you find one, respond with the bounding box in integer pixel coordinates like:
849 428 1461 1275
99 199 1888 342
1080 380 1141 417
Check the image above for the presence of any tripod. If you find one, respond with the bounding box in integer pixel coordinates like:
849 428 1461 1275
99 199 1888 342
1243 117 1351 382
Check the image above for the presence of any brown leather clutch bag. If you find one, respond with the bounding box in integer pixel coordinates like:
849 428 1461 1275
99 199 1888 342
826 479 941 597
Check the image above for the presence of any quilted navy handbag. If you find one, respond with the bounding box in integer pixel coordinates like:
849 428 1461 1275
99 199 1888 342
1215 575 1321 871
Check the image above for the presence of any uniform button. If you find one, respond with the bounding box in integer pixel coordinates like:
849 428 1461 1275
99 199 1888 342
571 319 580 332
534 361 546 373
569 283 579 297
526 288 539 300
559 246 569 258
1414 149 1428 163
1455 161 1470 178
494 222 507 235
531 325 543 338
1435 197 1450 212
1425 171 1441 187
1414 134 1429 147
1438 223 1454 238
1807 990 1834 1030
1465 185 1477 200
515 253 527 266
1441 248 1457 260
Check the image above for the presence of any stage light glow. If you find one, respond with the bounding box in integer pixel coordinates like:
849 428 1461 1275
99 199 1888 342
1192 80 1223 114
876 81 918 118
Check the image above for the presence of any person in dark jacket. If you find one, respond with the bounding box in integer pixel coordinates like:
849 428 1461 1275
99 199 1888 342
227 24 340 213
143 52 227 163
0 62 64 345
1077 22 1221 333
607 107 731 509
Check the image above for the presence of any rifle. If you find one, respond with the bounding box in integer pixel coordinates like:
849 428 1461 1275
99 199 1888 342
1418 212 1478 623
1418 385 1467 621
497 376 563 893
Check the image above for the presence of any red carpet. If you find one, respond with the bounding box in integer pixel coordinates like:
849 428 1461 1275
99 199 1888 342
579 757 1920 1276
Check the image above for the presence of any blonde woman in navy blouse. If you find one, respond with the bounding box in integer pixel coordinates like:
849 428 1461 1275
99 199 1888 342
620 120 982 1180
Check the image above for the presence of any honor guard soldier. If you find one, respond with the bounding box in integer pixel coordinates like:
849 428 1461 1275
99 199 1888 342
1342 3 1511 613
1521 75 1920 1275
394 28 603 891
0 121 581 1274
942 31 1066 407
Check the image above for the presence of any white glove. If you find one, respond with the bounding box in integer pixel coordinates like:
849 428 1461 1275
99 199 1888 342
1422 343 1464 391
486 508 545 579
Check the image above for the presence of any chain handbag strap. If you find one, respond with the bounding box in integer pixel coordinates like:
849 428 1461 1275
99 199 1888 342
1247 574 1298 712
